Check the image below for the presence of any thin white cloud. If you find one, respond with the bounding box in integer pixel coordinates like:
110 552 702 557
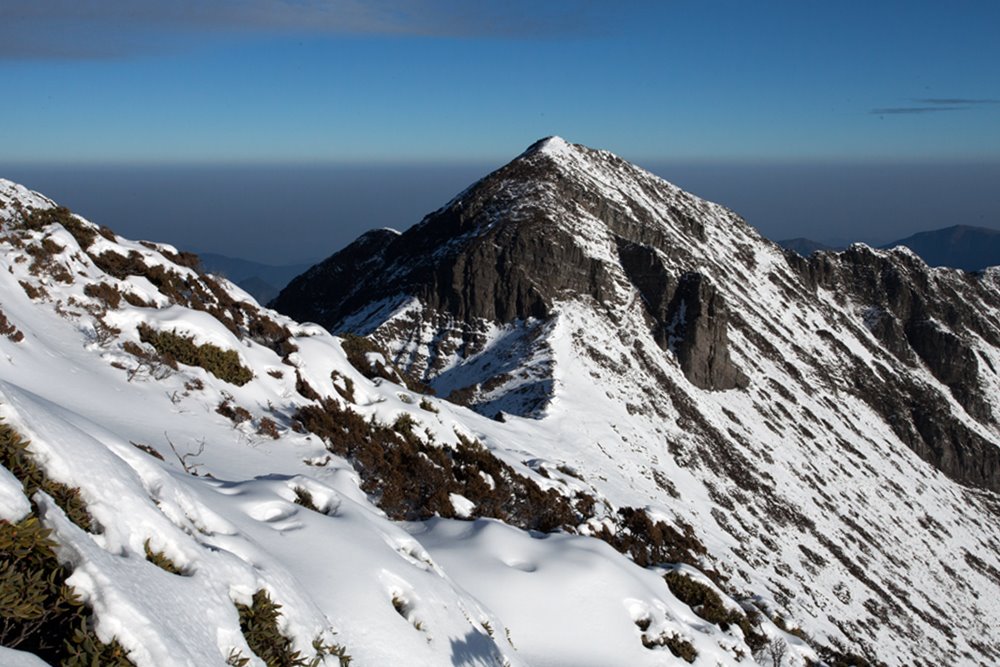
0 0 604 59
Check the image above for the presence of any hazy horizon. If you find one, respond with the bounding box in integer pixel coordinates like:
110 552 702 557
3 157 998 265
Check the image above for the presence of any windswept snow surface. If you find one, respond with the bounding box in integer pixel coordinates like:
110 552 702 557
0 178 778 666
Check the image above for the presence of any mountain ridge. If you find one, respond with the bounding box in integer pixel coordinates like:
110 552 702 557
778 224 1000 272
3 135 1000 665
275 137 1000 665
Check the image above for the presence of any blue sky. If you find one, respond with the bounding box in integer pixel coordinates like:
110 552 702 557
2 1 998 164
1 1 998 263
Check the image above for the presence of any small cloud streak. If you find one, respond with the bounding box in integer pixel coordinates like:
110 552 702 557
870 106 969 115
913 98 999 105
870 97 998 116
0 0 605 59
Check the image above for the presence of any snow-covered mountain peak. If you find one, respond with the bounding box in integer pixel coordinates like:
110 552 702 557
522 135 576 158
2 171 823 667
274 139 1000 665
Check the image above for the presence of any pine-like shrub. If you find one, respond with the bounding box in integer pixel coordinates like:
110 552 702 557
138 324 252 386
21 206 97 250
292 399 580 530
339 334 433 394
0 515 80 653
143 539 184 575
641 631 698 662
83 282 123 309
0 421 134 665
235 590 308 667
0 423 94 532
663 570 765 650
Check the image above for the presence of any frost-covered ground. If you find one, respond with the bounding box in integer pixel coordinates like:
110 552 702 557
0 178 800 666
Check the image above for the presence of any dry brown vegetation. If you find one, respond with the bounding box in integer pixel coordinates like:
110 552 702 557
293 398 581 529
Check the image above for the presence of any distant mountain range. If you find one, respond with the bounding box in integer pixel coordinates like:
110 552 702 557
197 252 315 304
778 224 1000 272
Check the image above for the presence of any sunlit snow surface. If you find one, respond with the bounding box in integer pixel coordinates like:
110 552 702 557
0 177 785 666
338 140 1000 665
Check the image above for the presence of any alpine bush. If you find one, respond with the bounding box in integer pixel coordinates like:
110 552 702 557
138 324 252 386
0 421 134 665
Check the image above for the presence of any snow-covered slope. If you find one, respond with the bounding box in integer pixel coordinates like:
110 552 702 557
275 137 1000 666
0 177 800 666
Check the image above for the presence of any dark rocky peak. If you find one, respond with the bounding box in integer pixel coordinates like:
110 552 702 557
273 140 1000 498
273 137 747 397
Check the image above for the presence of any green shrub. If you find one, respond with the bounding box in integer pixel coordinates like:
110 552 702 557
83 282 123 309
641 630 698 662
663 571 766 651
310 636 352 667
0 515 80 654
0 420 134 665
138 324 252 386
0 422 94 532
144 539 184 575
21 206 97 250
664 571 735 625
0 517 133 664
62 618 133 666
592 507 707 571
236 590 308 667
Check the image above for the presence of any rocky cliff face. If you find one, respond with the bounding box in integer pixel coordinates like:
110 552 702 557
276 137 750 397
276 137 1000 492
275 138 1000 665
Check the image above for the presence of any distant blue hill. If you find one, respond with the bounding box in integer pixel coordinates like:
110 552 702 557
878 225 1000 272
198 253 315 305
778 225 1000 272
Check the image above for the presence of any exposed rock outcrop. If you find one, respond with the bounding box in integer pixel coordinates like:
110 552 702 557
275 138 1000 500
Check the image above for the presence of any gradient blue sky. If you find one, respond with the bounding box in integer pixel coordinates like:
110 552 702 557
1 1 998 262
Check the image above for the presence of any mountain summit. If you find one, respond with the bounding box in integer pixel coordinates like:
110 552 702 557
275 135 751 406
275 138 1000 664
2 136 1000 665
